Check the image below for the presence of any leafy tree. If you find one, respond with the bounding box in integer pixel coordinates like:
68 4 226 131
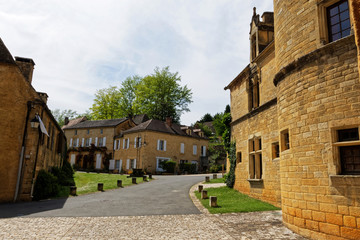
195 122 213 138
52 109 78 127
135 66 192 123
90 86 122 120
118 75 142 117
199 113 213 123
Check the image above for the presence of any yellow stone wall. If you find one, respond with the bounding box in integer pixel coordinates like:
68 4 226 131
114 130 209 174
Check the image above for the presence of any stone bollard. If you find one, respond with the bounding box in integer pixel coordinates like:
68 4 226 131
201 190 208 199
149 174 152 179
70 186 77 196
143 175 147 181
198 185 203 192
117 180 123 188
132 177 137 184
205 176 210 182
210 196 217 207
213 174 217 179
98 183 104 191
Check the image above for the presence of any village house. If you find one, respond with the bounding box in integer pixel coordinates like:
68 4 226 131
0 38 67 203
225 1 360 239
113 118 209 174
62 116 140 170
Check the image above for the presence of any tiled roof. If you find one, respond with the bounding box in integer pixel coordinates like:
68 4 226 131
132 114 149 125
0 38 16 64
63 118 128 129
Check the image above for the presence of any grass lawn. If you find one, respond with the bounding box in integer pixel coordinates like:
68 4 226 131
203 177 225 184
74 172 145 195
195 186 280 214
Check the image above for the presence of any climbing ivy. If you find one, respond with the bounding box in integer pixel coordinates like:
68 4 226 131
226 141 236 188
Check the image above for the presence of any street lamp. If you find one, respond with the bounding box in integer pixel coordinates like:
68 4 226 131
30 115 39 129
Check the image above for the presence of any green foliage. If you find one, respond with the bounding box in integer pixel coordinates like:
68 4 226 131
208 142 227 166
135 66 192 123
118 75 142 117
160 160 176 173
62 160 74 179
33 170 60 201
51 109 78 127
199 113 213 123
209 164 222 173
179 162 197 174
90 86 122 120
226 141 236 188
195 122 213 137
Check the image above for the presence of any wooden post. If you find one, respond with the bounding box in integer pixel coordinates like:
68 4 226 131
213 174 217 179
201 190 208 199
222 164 224 178
143 175 147 181
70 186 77 196
117 180 123 188
132 177 137 184
198 185 203 192
205 176 210 182
149 174 152 179
210 196 217 207
98 183 103 191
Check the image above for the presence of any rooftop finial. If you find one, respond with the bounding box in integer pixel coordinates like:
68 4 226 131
253 7 257 16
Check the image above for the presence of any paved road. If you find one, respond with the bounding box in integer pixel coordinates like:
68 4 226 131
0 174 212 218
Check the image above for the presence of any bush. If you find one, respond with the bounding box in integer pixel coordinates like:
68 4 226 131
160 160 176 173
226 142 236 188
209 164 222 173
33 170 60 201
179 162 197 174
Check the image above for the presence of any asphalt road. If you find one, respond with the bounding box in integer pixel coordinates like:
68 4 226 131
0 174 213 218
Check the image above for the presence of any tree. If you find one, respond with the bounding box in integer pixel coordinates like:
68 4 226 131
135 66 192 123
118 75 142 117
52 109 78 127
90 86 122 120
199 113 213 123
213 106 232 153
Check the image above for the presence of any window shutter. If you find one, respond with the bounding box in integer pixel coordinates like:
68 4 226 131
126 159 130 169
164 140 167 151
114 141 117 150
82 138 85 147
118 140 121 149
180 143 184 153
123 139 125 149
157 140 160 150
89 138 92 145
134 137 137 148
95 137 98 146
103 137 106 147
119 159 123 171
76 138 79 147
69 138 73 147
133 159 137 168
126 138 129 149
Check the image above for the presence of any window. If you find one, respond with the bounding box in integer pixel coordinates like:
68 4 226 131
201 146 206 157
327 0 350 42
249 77 260 111
249 138 262 179
157 140 166 151
156 157 170 171
100 129 103 134
236 152 242 164
281 129 290 151
180 143 185 154
130 159 136 169
193 145 197 155
272 142 280 159
334 128 360 175
87 129 90 134
75 130 77 135
123 138 129 149
85 138 91 147
134 137 142 148
98 137 106 147
180 160 188 164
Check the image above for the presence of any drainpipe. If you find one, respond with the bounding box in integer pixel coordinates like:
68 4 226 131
14 101 32 202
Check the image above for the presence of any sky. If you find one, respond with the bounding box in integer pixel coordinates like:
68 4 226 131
0 0 273 125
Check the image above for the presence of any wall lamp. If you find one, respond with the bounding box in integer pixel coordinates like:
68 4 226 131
30 115 39 129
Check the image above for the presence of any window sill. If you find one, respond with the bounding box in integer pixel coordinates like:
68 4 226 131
272 157 280 161
329 175 360 186
247 179 263 182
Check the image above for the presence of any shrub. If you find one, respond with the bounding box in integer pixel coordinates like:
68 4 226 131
209 164 221 173
226 141 236 188
33 170 60 201
160 160 176 173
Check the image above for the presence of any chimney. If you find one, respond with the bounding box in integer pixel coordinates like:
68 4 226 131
166 117 172 127
64 117 69 126
37 92 48 104
15 57 35 84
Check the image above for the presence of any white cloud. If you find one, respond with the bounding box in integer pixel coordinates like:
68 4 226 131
0 0 273 125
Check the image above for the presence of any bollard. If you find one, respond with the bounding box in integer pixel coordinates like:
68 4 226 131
198 185 203 192
132 177 137 184
149 174 152 179
143 175 147 181
210 196 217 207
70 186 77 196
213 174 217 179
98 183 104 191
205 176 210 182
201 190 208 199
117 180 123 188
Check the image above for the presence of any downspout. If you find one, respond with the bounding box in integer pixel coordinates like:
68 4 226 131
14 101 32 202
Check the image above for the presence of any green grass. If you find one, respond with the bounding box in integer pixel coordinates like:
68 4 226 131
195 186 280 214
203 177 225 184
74 172 145 195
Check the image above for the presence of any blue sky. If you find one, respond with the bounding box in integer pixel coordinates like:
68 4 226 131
0 0 273 125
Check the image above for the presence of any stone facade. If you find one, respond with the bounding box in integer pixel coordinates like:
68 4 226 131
226 1 360 239
113 119 209 174
0 39 66 203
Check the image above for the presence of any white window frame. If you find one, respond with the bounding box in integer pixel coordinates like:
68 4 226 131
193 145 197 155
180 143 185 154
157 139 167 151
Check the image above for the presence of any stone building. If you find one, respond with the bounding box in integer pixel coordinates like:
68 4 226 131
63 117 137 170
0 38 66 202
225 1 360 239
113 118 209 174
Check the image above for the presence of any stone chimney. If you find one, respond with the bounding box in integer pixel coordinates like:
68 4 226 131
15 57 35 84
166 117 172 127
261 12 274 24
64 117 69 126
37 92 48 104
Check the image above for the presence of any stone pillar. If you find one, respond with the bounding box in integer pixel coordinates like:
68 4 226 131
132 177 137 184
213 174 217 179
70 186 77 196
98 183 103 191
198 185 203 192
205 176 210 182
210 196 217 207
117 180 123 188
201 190 208 199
